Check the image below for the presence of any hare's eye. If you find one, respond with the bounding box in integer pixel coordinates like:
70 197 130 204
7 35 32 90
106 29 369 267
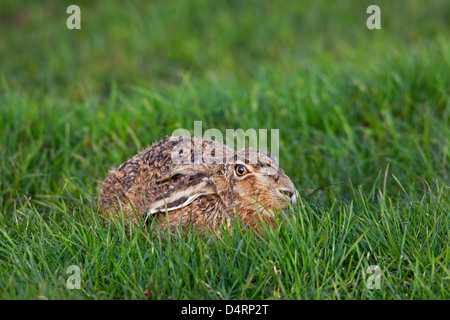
235 165 248 176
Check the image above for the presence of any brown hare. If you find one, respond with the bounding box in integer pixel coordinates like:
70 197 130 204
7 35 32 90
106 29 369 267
99 135 298 234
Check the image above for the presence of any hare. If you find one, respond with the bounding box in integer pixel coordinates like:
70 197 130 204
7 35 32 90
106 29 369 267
99 135 298 234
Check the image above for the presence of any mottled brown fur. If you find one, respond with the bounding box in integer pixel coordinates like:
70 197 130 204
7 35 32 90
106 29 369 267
99 135 298 234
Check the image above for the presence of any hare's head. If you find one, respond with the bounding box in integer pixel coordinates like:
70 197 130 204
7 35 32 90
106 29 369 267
218 147 298 218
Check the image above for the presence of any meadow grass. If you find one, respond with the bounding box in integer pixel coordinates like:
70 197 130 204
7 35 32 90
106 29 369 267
0 0 449 299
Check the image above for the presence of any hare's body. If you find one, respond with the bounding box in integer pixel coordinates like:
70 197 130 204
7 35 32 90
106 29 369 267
99 136 297 233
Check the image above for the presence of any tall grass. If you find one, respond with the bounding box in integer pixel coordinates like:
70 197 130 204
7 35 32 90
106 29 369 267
0 0 449 299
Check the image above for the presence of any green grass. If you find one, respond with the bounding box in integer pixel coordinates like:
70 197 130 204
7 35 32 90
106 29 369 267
0 0 449 299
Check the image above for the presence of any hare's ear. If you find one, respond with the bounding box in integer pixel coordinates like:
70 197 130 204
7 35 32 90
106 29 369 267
144 166 218 222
